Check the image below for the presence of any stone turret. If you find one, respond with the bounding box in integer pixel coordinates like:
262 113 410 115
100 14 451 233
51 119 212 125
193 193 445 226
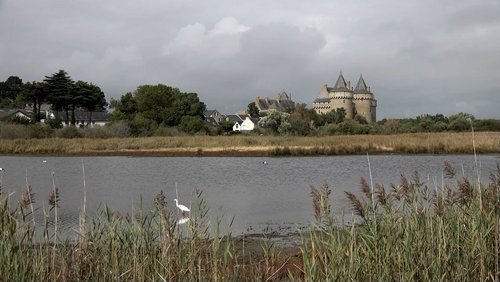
353 74 376 123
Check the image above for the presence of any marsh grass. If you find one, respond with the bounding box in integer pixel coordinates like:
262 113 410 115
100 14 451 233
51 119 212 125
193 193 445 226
0 132 498 155
301 162 500 281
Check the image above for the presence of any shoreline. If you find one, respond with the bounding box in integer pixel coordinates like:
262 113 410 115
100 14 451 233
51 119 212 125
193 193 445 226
0 132 498 156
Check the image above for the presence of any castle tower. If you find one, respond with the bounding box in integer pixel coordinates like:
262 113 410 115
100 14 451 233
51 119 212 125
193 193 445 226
312 71 377 122
329 72 354 119
352 74 377 123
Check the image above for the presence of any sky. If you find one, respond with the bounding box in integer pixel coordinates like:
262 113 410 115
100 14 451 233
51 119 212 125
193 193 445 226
1 0 499 119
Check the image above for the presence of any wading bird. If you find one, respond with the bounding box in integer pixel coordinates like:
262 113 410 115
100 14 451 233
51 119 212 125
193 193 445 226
174 198 190 215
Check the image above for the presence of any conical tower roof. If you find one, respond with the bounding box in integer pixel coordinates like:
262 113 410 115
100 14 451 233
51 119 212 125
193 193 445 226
354 74 372 94
332 72 351 92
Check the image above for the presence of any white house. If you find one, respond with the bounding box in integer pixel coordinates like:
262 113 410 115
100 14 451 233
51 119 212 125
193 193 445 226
233 117 258 132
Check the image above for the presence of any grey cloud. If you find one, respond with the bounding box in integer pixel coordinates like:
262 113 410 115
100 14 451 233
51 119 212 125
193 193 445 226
1 0 499 119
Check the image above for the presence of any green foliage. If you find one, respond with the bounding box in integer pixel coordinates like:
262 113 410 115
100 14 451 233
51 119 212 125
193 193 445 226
180 116 205 134
474 119 500 131
247 102 260 118
45 117 63 129
218 120 234 134
44 70 74 113
314 108 346 127
0 76 24 106
258 111 291 135
18 81 47 122
448 117 471 131
110 84 206 136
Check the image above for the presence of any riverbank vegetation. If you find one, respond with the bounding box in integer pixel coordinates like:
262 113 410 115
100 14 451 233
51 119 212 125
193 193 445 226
1 162 499 280
2 74 500 137
0 131 498 156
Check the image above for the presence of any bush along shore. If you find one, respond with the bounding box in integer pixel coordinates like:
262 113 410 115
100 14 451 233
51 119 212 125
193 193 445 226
0 132 498 156
0 161 499 280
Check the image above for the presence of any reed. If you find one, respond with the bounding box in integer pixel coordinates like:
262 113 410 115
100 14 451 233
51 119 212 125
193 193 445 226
301 162 500 281
0 132 498 156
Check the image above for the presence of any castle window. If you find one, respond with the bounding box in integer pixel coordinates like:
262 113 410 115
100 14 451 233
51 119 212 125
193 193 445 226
343 100 345 104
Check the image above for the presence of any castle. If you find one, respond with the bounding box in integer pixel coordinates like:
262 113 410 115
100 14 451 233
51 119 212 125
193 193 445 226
312 72 377 123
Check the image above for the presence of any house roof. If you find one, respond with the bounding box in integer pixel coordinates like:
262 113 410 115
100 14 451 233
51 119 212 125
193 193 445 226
204 110 216 117
354 74 372 94
256 98 294 112
225 114 244 123
204 117 218 126
0 109 31 118
57 111 108 121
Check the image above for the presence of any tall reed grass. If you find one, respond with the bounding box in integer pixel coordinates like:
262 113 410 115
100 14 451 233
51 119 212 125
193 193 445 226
302 161 500 281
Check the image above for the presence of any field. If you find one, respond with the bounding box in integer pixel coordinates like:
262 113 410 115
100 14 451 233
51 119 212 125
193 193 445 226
0 131 498 156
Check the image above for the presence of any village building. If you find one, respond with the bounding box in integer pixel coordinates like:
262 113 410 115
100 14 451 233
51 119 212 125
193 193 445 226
253 91 295 114
312 72 377 123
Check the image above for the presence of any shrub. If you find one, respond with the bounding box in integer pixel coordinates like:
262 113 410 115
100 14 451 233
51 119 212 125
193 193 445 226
56 126 82 138
0 122 28 139
27 124 54 139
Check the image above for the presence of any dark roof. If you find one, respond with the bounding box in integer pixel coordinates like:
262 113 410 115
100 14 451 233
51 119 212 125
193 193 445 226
332 72 352 92
57 111 108 121
256 98 294 112
354 75 372 94
225 114 244 123
249 117 259 124
204 110 216 117
0 109 31 118
204 117 218 126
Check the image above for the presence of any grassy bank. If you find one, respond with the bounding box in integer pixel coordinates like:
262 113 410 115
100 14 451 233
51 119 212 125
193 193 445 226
1 163 499 280
0 132 498 156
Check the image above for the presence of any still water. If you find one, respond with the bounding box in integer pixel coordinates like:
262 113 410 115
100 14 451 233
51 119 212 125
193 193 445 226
0 154 499 235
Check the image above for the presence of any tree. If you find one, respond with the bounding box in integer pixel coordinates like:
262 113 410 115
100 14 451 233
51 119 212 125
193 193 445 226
247 102 260 118
289 103 315 135
134 84 205 126
258 111 291 135
218 120 235 133
180 116 205 134
0 76 24 107
44 70 74 124
108 84 206 136
19 81 47 122
314 108 346 127
109 92 138 121
73 81 107 125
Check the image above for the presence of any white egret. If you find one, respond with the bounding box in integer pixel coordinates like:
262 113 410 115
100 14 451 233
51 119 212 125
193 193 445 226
174 198 190 215
262 161 269 165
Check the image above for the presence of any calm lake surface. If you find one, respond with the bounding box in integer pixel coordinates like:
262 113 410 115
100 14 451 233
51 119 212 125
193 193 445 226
0 154 499 235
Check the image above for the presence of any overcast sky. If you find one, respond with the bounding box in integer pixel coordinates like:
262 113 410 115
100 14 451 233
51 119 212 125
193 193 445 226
1 0 499 119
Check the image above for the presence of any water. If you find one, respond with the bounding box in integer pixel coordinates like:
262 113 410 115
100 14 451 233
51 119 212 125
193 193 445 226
0 154 498 236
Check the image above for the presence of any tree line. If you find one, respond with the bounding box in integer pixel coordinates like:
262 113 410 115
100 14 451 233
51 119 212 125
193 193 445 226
0 70 107 126
253 104 500 136
2 72 499 137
